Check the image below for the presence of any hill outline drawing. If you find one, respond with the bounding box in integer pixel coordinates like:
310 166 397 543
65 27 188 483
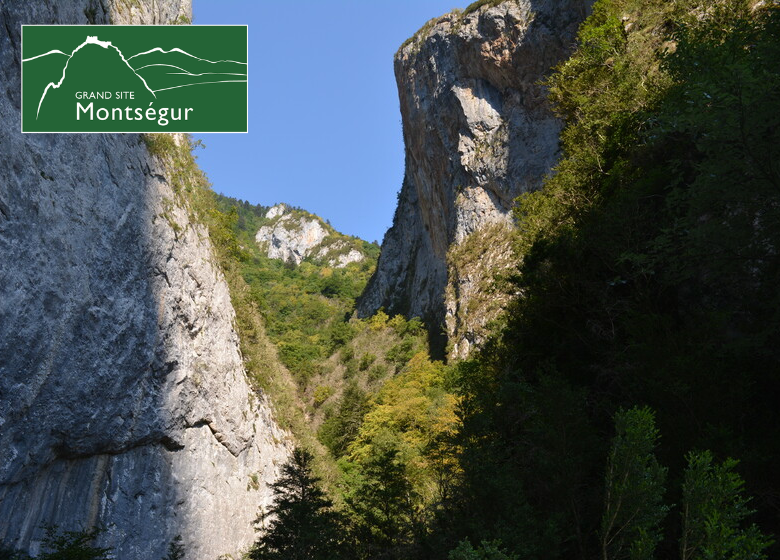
24 35 248 119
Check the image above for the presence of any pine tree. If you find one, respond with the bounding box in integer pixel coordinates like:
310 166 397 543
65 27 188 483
249 448 343 560
44 527 111 560
1 527 113 560
343 443 416 553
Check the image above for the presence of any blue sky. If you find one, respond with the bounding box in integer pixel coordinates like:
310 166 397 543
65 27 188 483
194 1 460 244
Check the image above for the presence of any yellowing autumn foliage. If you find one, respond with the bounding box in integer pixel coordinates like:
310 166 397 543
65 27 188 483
347 352 460 505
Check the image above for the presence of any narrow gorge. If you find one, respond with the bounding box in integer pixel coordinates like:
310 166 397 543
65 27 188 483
0 0 594 555
3 0 778 558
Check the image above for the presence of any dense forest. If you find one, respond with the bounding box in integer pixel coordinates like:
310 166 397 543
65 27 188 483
214 0 780 558
244 0 778 558
5 0 775 558
230 0 780 558
443 0 780 557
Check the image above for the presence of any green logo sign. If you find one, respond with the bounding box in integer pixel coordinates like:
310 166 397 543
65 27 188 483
21 25 247 133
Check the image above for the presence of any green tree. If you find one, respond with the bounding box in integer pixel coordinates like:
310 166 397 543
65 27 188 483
0 527 112 560
343 443 416 554
249 448 343 560
448 540 518 560
681 451 772 560
0 545 29 560
348 353 459 507
601 407 668 560
41 527 111 560
318 383 369 457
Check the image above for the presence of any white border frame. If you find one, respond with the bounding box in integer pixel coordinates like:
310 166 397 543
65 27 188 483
21 24 248 134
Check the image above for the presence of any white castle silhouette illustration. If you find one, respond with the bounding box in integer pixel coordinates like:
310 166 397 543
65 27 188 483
85 35 111 48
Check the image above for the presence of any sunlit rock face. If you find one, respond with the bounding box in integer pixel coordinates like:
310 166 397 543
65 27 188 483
255 203 367 268
0 2 289 558
357 0 591 358
256 205 330 265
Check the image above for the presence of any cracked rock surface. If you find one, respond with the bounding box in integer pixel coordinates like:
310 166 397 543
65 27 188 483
255 203 366 268
357 0 591 357
0 2 289 558
255 207 330 266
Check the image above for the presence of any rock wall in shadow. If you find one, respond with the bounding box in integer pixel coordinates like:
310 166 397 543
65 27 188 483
0 2 289 558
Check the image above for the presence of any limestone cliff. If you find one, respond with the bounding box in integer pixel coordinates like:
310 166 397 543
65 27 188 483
255 203 368 268
0 2 289 558
357 0 591 358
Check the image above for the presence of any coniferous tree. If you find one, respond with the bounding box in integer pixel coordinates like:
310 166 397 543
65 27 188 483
448 539 519 560
249 448 344 560
0 527 112 560
344 443 416 555
0 546 28 560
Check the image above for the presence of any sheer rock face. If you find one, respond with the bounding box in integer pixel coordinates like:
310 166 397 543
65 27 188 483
0 2 289 558
357 0 591 357
255 206 330 265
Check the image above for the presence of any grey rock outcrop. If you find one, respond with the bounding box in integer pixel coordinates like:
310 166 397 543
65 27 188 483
255 204 366 268
357 0 591 357
323 246 365 268
256 205 330 265
0 2 289 558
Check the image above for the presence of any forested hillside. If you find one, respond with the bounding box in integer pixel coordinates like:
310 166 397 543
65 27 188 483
210 194 458 510
244 0 780 558
446 0 780 558
214 194 379 381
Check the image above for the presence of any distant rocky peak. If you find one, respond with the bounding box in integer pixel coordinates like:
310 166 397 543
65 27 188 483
255 204 366 268
265 203 287 220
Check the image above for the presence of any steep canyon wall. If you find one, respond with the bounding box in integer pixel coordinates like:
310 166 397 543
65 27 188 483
0 2 288 558
358 0 591 357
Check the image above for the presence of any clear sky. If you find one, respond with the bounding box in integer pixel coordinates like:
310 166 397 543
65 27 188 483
193 1 461 244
